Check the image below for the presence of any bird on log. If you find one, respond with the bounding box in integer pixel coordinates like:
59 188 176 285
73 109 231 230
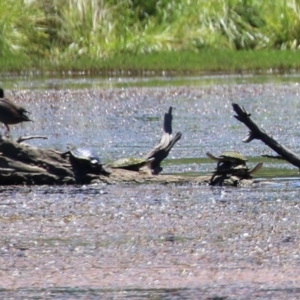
0 88 32 134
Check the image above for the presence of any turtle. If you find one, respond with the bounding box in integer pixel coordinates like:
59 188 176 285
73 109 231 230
206 151 247 167
108 157 153 173
207 151 263 186
209 163 263 186
62 147 110 175
213 162 263 177
69 148 101 165
207 151 263 174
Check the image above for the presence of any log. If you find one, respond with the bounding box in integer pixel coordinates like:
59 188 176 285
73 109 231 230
0 137 74 185
232 103 300 168
0 136 215 185
0 107 185 185
0 105 258 186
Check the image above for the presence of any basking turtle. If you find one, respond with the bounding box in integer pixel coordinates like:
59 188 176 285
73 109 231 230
206 151 247 167
108 157 153 173
209 163 263 186
69 148 101 165
62 147 109 175
213 162 263 177
207 151 263 186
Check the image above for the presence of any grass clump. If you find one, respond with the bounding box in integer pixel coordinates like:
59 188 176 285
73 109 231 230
2 0 300 72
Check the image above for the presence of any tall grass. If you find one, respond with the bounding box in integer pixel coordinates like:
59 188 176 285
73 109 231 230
0 0 48 56
1 0 300 69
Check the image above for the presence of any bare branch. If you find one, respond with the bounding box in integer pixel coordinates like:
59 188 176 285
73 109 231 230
232 103 300 169
17 135 48 143
145 107 181 174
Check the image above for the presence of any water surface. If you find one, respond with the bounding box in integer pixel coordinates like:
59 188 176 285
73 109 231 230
0 73 300 298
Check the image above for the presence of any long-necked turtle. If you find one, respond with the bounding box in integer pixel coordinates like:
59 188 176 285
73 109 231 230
108 157 153 173
62 147 109 175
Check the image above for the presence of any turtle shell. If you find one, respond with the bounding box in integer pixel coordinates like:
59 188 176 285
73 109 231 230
219 151 247 162
206 151 247 164
70 148 101 165
109 157 146 168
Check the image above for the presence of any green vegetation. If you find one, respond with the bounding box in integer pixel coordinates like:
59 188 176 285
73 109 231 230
2 0 300 73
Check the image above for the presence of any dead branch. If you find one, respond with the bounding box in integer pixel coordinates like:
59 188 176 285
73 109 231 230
17 135 48 143
232 103 300 169
145 106 182 174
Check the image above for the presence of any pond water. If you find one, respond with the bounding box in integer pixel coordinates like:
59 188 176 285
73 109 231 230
1 73 300 298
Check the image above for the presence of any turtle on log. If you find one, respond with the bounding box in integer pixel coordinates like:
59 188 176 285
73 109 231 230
206 151 263 186
108 157 153 173
109 107 181 175
62 147 110 178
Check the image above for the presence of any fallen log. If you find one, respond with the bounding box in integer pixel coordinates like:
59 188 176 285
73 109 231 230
0 137 74 184
0 105 260 186
0 134 255 186
0 107 185 185
232 103 300 169
0 136 215 185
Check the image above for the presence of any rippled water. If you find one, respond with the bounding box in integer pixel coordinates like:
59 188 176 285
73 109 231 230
1 73 300 298
3 73 300 176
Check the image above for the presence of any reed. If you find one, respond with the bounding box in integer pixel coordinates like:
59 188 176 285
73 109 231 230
1 0 300 72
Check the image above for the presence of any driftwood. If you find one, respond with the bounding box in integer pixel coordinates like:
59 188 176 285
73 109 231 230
0 104 263 186
0 136 212 185
232 103 300 168
0 134 254 186
0 107 185 185
0 131 252 186
110 107 182 175
144 107 182 174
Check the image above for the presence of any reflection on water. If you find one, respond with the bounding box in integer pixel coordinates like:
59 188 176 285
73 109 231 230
1 74 300 297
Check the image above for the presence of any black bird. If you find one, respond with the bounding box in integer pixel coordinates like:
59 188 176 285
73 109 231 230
0 88 32 132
